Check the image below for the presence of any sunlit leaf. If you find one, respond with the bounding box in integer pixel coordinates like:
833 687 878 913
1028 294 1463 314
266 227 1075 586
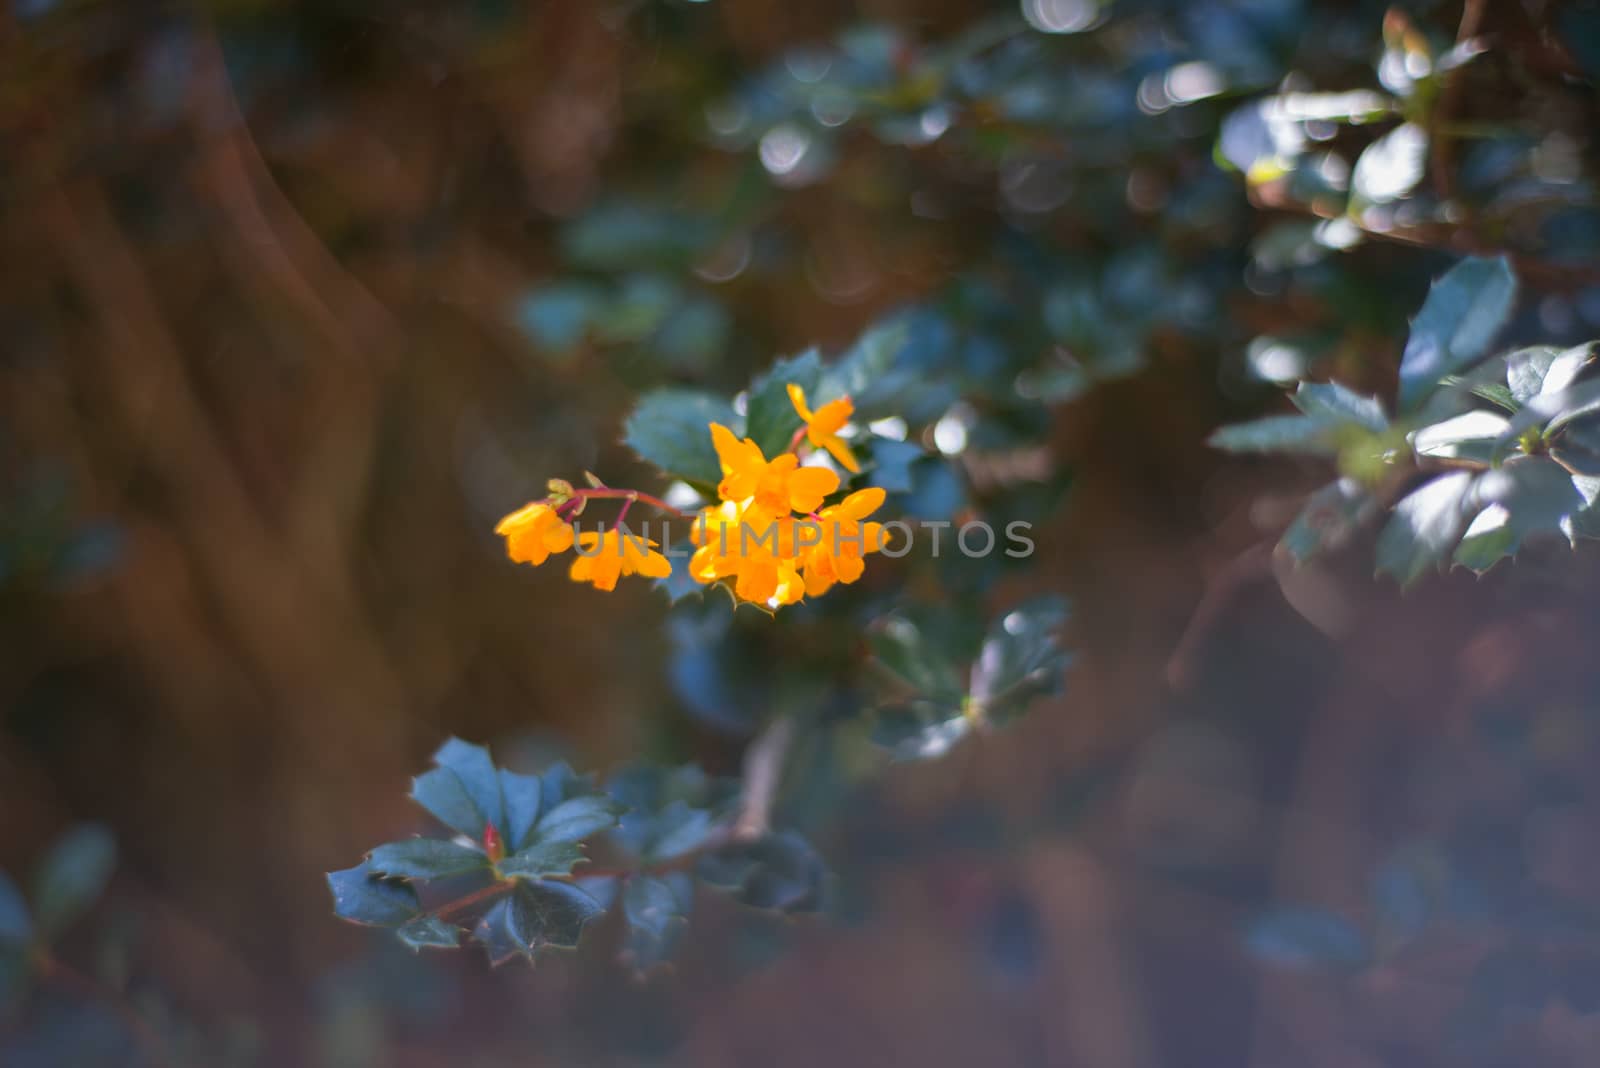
1397 257 1518 411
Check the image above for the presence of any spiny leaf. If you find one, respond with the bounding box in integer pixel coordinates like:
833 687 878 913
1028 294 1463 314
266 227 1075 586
396 914 462 951
1375 472 1478 587
327 863 421 928
432 738 504 838
506 880 605 952
624 390 740 487
1397 257 1518 411
746 349 823 459
410 767 486 839
499 841 588 880
368 839 492 880
534 796 618 845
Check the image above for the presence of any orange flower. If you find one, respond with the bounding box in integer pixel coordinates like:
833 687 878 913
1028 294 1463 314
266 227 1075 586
787 384 860 473
800 487 887 597
568 528 672 591
496 502 576 566
709 423 839 514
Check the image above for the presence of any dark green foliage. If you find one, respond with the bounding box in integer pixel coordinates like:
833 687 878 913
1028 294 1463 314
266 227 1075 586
622 391 741 487
333 741 823 970
868 597 1070 758
1214 256 1600 583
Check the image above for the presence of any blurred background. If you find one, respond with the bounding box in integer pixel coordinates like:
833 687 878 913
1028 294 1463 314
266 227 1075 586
5 0 1600 1064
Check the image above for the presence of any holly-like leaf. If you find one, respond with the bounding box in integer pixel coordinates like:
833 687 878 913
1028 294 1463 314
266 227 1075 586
1245 906 1369 971
1506 343 1595 404
871 700 973 761
745 349 822 459
368 839 491 880
624 390 740 487
327 862 421 928
698 832 826 913
0 872 29 946
498 841 588 880
622 873 693 972
506 880 605 951
868 614 967 705
1208 414 1344 455
498 769 544 853
968 596 1071 722
432 738 504 839
1397 257 1518 411
473 898 528 967
638 800 717 863
821 320 910 415
1412 410 1511 464
396 914 462 951
534 796 618 845
1454 457 1584 572
410 768 486 839
32 823 115 938
1280 479 1375 564
1291 381 1389 433
1375 471 1477 587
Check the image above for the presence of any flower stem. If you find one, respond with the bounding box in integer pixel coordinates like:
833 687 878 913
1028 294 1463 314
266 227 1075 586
569 487 692 520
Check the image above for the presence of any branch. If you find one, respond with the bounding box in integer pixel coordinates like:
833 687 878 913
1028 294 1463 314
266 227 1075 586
733 716 795 841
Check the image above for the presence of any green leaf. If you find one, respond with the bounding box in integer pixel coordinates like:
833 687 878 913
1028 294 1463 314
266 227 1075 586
623 390 739 486
622 873 693 972
1454 458 1583 572
0 872 32 945
506 880 605 951
1291 381 1389 432
697 832 826 913
745 349 822 459
432 738 504 839
1375 471 1478 587
410 768 486 839
1506 343 1595 404
640 800 716 862
1397 257 1518 411
820 320 910 414
1280 479 1375 564
871 700 973 761
497 769 544 853
368 839 491 880
498 841 588 880
396 914 462 951
473 898 527 967
327 863 421 927
32 823 115 938
968 595 1071 722
1207 414 1341 455
1411 410 1511 463
534 796 617 845
869 614 968 705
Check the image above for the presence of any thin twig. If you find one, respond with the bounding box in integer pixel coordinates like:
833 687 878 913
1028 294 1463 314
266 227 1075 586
733 716 795 841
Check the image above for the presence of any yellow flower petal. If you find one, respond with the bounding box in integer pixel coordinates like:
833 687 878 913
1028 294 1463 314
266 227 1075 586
837 487 886 520
786 383 814 422
808 396 853 437
787 465 841 513
819 434 861 473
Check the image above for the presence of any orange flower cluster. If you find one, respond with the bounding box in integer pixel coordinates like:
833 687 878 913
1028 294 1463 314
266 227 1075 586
688 387 885 607
494 384 887 605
